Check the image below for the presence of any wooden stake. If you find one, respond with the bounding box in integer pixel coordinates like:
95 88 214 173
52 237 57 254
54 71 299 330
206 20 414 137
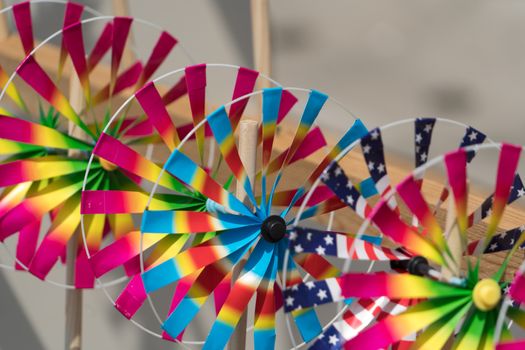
229 120 258 349
65 72 85 350
229 2 271 347
250 0 271 90
0 0 10 41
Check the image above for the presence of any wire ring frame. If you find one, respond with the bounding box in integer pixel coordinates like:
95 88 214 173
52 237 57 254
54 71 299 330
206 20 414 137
82 73 358 345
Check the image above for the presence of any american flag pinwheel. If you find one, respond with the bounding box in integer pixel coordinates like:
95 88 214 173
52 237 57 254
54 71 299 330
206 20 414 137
292 141 525 349
283 118 525 349
0 4 193 288
81 82 369 348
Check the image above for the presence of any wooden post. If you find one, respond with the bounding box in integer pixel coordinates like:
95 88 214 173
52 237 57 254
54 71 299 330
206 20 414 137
229 2 272 347
0 0 10 41
250 0 271 90
229 120 258 349
65 72 85 350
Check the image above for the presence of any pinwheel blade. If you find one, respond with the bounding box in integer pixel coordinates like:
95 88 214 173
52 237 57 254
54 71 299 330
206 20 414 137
340 272 470 300
343 296 471 350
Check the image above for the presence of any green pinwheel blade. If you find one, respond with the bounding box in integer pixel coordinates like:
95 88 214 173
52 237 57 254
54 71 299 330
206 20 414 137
453 309 488 350
413 299 472 349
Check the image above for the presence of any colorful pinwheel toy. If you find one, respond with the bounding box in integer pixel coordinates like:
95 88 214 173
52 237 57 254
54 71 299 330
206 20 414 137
0 2 192 287
281 118 525 349
290 141 525 349
81 79 370 347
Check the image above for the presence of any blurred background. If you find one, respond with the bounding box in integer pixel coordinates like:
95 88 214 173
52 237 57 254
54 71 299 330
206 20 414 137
2 0 525 349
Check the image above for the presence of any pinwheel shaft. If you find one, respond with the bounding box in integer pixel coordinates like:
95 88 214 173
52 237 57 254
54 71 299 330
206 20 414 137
390 256 432 277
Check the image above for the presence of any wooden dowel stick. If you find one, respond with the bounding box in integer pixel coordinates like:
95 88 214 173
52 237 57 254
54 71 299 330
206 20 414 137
251 0 271 90
229 120 258 350
65 72 85 350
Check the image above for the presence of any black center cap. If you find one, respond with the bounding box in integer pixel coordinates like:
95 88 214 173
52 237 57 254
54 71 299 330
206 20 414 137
390 256 430 276
261 215 286 243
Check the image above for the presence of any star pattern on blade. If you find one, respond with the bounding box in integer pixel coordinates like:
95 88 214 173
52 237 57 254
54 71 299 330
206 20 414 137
414 118 436 167
310 325 343 350
321 161 368 217
360 128 388 187
468 226 525 255
283 278 341 312
459 126 486 162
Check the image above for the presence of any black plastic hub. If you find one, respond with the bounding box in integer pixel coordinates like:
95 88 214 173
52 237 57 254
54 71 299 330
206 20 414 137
390 256 430 277
261 215 287 243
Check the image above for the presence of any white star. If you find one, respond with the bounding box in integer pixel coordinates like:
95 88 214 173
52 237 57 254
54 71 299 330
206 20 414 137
420 152 427 162
424 124 433 133
317 289 328 301
468 131 478 141
377 163 385 174
362 144 371 154
415 133 422 144
415 145 420 153
346 180 353 189
489 243 498 251
371 130 379 140
320 172 329 181
368 161 374 171
520 225 525 232
510 238 515 245
291 284 299 291
504 285 510 294
289 231 297 241
486 208 492 217
334 167 342 176
324 235 334 245
307 232 312 241
294 244 304 253
328 334 339 346
305 281 316 290
500 231 507 239
316 245 326 255
518 188 525 197
346 195 354 205
286 296 294 306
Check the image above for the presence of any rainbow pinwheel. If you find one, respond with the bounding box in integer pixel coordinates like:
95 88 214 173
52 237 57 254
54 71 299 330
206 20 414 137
82 82 368 347
291 142 525 349
281 118 525 348
0 7 192 287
